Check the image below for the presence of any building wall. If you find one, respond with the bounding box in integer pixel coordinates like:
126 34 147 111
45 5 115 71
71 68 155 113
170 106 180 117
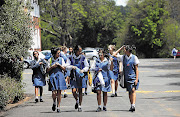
30 0 41 51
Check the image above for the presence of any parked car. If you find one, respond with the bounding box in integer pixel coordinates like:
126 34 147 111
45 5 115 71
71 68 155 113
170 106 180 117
23 50 45 69
41 50 51 56
95 47 104 52
176 52 180 57
82 49 98 60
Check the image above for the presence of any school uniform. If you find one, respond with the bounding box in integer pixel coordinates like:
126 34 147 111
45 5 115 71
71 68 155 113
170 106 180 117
117 54 140 92
109 53 119 81
31 58 47 86
48 57 67 91
60 51 70 77
66 54 89 89
172 48 178 56
91 58 112 92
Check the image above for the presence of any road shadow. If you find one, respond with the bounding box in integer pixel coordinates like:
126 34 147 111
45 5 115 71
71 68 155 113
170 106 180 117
139 63 180 70
141 96 180 101
83 110 97 112
108 96 123 98
40 111 55 113
110 110 129 112
168 82 180 86
152 74 180 78
40 110 77 113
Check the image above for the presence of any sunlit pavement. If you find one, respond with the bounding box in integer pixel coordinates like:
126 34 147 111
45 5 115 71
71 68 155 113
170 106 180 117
4 58 180 117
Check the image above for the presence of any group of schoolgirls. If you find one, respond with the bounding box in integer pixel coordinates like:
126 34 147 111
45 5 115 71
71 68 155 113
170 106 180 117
31 44 140 113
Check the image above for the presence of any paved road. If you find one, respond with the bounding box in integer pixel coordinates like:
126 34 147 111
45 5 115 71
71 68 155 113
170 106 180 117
3 58 180 117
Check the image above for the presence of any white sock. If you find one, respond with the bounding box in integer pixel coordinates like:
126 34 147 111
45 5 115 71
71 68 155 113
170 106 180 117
98 105 101 108
112 89 115 94
76 100 79 104
131 104 135 107
115 91 117 94
57 106 60 109
64 92 67 94
78 105 81 108
103 105 106 108
36 96 38 99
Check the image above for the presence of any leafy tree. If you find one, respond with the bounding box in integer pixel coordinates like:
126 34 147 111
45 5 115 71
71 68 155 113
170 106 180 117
0 0 32 80
115 0 169 58
39 0 86 46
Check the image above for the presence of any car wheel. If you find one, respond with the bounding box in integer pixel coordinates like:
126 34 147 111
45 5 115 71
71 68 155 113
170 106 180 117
23 62 29 69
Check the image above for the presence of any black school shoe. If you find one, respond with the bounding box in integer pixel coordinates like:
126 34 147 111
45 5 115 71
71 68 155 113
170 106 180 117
111 94 115 97
35 98 38 103
52 104 56 111
57 109 61 113
75 103 78 109
64 94 68 98
96 107 101 112
115 93 117 97
129 106 135 112
40 99 44 102
103 107 107 111
78 107 82 112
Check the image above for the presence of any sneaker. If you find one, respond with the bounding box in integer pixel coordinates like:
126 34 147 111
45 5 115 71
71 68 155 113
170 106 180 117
96 107 101 112
111 94 115 97
64 94 68 98
57 109 61 113
129 106 135 112
35 98 38 102
52 104 56 111
78 107 82 112
115 93 117 97
40 99 44 102
75 103 78 109
103 107 107 111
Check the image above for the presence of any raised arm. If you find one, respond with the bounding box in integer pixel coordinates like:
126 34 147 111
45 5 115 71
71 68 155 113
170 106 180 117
113 45 125 57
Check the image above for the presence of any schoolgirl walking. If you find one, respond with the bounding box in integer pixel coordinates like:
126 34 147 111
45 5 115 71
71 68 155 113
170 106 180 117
114 45 140 112
47 47 67 113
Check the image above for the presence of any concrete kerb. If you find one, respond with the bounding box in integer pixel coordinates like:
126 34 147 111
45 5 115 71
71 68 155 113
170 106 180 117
0 94 34 117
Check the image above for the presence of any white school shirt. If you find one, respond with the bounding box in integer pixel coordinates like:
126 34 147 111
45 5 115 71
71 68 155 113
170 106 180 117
90 58 111 71
117 54 140 65
65 54 89 72
47 57 66 68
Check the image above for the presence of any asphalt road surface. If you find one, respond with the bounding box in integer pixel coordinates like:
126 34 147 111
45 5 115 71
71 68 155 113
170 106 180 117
3 58 180 117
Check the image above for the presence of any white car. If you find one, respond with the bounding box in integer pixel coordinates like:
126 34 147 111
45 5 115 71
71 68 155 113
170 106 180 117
83 49 98 60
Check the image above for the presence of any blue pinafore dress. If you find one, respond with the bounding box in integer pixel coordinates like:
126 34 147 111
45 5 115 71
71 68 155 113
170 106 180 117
49 57 67 91
60 52 70 77
69 55 86 89
123 55 139 92
31 59 46 87
109 54 119 81
93 59 111 92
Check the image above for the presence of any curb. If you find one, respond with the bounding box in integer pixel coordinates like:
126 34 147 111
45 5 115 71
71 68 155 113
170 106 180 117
0 94 33 117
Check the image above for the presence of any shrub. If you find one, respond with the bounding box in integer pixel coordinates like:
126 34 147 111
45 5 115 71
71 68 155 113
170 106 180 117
0 75 25 110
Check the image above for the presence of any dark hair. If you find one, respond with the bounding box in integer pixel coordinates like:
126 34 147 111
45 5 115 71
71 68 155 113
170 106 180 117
51 47 60 57
33 51 39 56
98 49 109 58
74 45 82 54
125 45 136 53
